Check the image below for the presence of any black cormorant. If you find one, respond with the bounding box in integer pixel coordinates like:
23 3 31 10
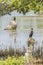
29 28 33 37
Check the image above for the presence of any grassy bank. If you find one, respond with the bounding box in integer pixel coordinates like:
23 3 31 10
0 48 43 65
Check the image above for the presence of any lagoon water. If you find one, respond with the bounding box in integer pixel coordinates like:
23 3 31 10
0 15 43 51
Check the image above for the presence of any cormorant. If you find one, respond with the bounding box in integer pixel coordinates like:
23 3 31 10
29 28 33 38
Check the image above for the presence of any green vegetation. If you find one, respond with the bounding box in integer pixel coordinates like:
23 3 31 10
0 0 43 15
0 47 26 65
0 56 26 65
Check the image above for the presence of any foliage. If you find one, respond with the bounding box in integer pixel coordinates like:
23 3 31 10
0 56 26 65
0 0 43 15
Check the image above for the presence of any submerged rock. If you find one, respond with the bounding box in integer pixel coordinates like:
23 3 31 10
4 21 17 30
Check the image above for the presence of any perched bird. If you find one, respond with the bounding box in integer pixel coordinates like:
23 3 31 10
29 28 33 38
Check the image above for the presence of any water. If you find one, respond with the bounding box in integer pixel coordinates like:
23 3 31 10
0 15 43 51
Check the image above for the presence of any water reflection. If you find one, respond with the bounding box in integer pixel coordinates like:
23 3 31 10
8 30 17 43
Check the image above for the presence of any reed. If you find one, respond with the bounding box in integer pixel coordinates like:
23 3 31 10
0 46 26 59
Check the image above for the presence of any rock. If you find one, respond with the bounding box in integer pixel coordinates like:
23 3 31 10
4 21 17 30
27 37 35 46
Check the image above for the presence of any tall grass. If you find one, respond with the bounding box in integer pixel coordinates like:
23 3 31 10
0 46 26 59
32 46 43 60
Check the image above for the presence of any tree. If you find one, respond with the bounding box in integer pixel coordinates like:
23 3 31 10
0 0 43 16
